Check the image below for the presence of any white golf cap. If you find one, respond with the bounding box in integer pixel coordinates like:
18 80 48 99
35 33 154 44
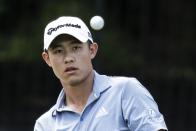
44 16 93 50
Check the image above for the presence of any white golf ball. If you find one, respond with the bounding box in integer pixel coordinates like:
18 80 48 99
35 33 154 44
90 16 104 30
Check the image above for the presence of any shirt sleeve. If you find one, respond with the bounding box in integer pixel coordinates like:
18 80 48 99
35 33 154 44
121 78 168 131
34 120 44 131
33 109 55 131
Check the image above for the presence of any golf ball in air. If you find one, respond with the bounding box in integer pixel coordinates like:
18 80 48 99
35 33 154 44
90 16 104 30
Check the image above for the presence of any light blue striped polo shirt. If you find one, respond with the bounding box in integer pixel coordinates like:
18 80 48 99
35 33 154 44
34 71 167 131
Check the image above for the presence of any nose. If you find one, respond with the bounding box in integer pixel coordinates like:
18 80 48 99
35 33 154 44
64 54 75 64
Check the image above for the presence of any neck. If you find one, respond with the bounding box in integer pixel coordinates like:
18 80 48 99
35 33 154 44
61 70 94 113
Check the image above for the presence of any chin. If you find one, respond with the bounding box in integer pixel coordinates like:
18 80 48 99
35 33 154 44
68 73 90 87
62 70 92 86
68 78 83 86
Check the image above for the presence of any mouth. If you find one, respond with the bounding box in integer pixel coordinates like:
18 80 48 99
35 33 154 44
64 67 78 73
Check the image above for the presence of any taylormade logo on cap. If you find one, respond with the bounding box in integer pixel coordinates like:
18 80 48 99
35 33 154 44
44 16 93 50
47 23 81 35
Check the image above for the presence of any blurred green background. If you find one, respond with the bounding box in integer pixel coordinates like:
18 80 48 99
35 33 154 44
0 0 195 130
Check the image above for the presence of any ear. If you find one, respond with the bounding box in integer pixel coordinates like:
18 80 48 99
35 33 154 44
89 43 98 59
42 52 52 67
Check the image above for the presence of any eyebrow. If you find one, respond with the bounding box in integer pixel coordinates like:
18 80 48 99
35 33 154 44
50 44 62 49
69 39 82 44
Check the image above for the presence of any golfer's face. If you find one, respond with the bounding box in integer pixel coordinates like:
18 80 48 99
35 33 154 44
45 35 97 86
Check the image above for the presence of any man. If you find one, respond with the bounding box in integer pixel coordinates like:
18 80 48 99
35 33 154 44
34 16 168 131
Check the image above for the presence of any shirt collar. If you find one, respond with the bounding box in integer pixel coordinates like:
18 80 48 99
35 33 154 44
92 71 111 98
52 70 111 117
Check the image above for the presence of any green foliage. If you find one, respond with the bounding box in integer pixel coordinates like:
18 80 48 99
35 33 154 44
0 0 94 62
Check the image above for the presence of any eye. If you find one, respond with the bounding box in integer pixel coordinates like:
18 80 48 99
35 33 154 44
72 46 81 51
53 49 63 54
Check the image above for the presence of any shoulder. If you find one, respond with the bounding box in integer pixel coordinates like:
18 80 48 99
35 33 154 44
109 76 140 86
34 105 56 130
37 105 56 121
108 75 153 99
109 76 144 91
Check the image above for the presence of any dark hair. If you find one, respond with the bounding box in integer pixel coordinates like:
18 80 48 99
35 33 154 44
44 35 93 52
